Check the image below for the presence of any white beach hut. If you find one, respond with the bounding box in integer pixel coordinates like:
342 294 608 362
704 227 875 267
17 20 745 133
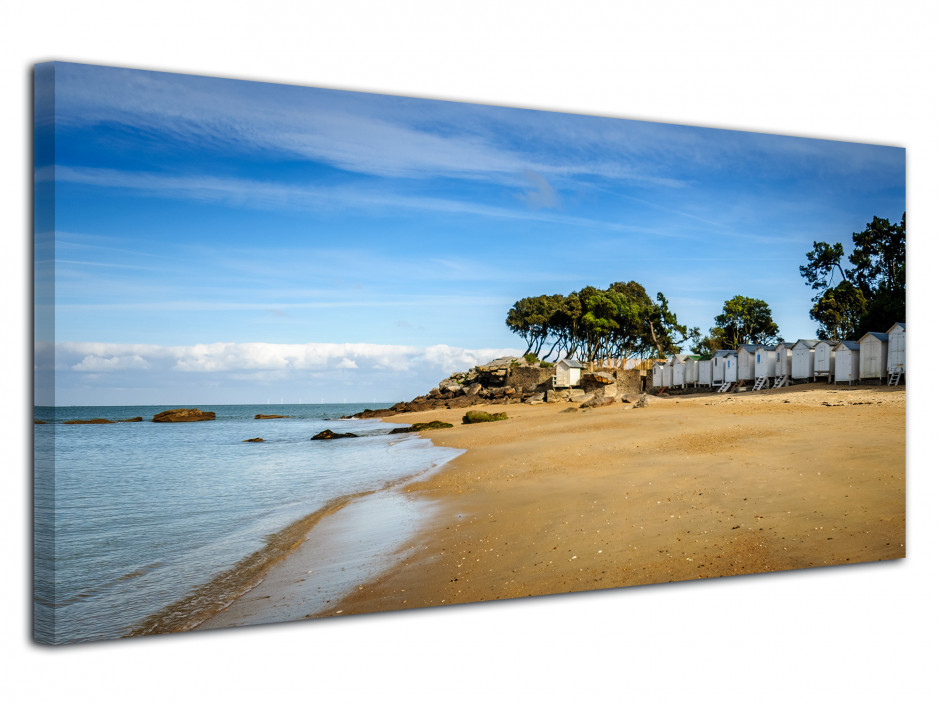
710 350 735 386
753 345 778 389
735 344 760 383
652 362 664 388
684 357 699 387
698 357 713 387
554 359 583 388
712 352 738 390
859 332 889 382
670 354 688 388
887 323 906 384
662 361 674 388
791 339 819 382
774 342 794 381
834 341 861 385
813 340 839 382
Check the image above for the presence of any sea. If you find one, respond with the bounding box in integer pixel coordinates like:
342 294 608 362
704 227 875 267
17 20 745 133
33 404 463 645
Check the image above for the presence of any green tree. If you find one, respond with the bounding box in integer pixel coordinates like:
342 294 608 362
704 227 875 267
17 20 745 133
809 280 867 340
506 282 696 365
645 291 696 359
505 295 555 356
798 241 847 301
706 295 781 349
799 213 905 338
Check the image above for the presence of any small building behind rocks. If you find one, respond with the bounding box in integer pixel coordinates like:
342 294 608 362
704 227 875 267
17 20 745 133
553 359 584 388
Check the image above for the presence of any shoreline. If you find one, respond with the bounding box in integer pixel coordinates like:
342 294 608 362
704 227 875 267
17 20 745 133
130 436 457 637
191 384 905 629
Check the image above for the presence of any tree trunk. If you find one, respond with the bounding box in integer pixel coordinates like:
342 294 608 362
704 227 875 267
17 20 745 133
647 319 665 360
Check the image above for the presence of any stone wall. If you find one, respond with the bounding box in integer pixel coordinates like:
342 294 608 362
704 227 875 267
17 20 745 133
507 365 556 394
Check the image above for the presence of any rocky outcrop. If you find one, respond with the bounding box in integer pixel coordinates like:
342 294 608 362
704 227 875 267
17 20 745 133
351 356 602 419
255 414 291 419
311 429 359 440
64 418 114 424
243 437 265 442
118 417 143 422
582 371 616 385
152 408 216 423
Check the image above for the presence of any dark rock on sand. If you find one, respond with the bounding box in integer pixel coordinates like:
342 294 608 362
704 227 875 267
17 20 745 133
580 394 617 409
348 408 397 419
152 408 216 423
389 420 454 434
311 429 359 440
462 410 507 424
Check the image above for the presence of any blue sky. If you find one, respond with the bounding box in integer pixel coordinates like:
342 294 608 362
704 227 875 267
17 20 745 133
36 62 906 406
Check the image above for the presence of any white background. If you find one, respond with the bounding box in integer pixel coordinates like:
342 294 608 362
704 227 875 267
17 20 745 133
2 2 937 703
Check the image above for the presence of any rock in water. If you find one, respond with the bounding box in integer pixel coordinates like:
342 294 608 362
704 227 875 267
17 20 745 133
311 429 359 440
64 418 114 424
243 437 265 443
151 408 216 422
255 414 291 419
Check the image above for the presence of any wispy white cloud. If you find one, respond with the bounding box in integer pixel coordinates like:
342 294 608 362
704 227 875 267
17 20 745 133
45 165 653 233
51 63 698 188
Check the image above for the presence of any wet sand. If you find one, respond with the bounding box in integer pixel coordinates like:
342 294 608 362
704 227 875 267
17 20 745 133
201 384 905 626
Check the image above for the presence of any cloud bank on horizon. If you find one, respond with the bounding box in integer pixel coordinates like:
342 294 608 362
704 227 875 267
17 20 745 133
36 341 520 406
36 62 906 405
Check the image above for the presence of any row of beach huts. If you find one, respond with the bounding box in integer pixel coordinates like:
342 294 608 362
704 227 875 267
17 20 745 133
651 322 906 392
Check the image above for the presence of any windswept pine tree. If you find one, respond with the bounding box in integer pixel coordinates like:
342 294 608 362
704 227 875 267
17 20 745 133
799 213 905 339
506 282 696 366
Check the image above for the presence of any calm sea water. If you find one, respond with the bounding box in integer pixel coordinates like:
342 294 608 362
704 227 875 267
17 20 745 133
33 404 461 645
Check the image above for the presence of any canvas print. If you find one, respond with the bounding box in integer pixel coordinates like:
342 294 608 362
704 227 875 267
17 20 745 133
33 62 906 645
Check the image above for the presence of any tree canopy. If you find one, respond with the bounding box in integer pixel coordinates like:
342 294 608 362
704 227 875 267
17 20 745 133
693 295 781 355
799 213 905 339
505 282 696 365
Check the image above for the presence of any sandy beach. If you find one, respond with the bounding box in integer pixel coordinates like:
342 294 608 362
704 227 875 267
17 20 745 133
201 384 905 628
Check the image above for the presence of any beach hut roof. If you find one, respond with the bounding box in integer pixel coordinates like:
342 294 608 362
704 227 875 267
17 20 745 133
889 322 906 331
838 341 861 351
775 341 796 349
556 358 584 369
861 332 889 342
711 349 735 359
736 344 761 353
794 338 821 348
